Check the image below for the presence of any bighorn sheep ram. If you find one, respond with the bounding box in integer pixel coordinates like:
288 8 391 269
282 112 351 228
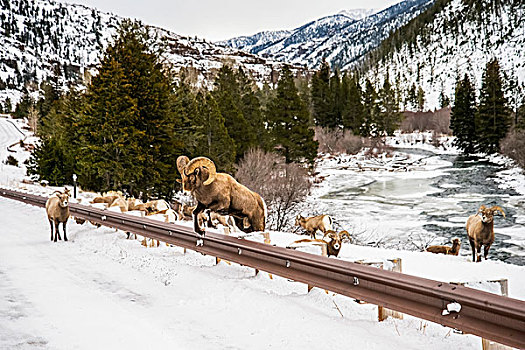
176 156 266 236
295 214 333 239
466 205 505 262
426 238 461 255
46 188 70 242
288 230 351 257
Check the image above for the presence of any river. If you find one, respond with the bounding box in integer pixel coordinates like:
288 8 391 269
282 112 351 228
310 148 525 265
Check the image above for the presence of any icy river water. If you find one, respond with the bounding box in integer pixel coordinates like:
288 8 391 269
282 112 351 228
311 148 525 265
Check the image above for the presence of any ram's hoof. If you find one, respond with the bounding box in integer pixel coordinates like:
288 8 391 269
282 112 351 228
196 239 204 247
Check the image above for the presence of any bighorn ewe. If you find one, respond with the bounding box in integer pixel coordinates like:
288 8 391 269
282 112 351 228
176 156 266 236
426 238 461 255
288 230 351 257
295 214 333 239
466 205 505 262
46 188 70 242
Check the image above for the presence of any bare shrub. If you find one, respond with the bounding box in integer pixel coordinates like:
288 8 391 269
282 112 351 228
236 148 312 231
314 127 364 155
400 107 451 134
501 129 525 168
362 137 393 158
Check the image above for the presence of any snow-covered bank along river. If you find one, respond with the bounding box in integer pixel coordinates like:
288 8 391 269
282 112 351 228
309 141 525 265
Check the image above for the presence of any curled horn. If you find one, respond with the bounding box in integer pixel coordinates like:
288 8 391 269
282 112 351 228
339 230 351 240
490 206 506 218
176 156 190 176
324 230 337 241
477 205 486 214
185 157 217 185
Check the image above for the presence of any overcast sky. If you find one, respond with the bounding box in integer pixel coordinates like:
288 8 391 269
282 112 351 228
59 0 401 41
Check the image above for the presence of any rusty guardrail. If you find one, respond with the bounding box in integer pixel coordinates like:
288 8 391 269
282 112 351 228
1 187 524 348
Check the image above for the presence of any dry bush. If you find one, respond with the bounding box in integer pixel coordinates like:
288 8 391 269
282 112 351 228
236 148 312 231
400 107 451 134
314 127 364 155
362 137 393 158
501 129 525 168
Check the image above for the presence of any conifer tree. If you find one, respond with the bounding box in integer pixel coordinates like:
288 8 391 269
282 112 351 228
378 73 402 135
476 59 511 154
194 92 236 173
417 86 425 111
406 83 417 110
27 90 81 185
213 65 255 160
450 74 477 154
362 79 379 136
267 67 318 165
329 69 342 128
341 73 364 134
311 60 332 127
170 76 199 157
76 20 180 199
237 67 267 150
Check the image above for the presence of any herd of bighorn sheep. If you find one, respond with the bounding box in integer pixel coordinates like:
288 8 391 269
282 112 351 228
43 155 508 263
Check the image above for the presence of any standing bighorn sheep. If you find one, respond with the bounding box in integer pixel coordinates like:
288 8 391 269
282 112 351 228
426 238 461 255
176 156 266 236
46 188 70 242
295 214 333 239
466 205 505 262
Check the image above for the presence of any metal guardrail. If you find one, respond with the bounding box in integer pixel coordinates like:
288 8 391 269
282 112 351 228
1 187 524 348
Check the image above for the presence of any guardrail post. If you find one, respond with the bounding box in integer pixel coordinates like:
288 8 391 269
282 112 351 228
378 258 404 322
451 279 512 350
308 244 328 292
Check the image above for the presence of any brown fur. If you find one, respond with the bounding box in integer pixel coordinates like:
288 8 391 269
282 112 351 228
177 156 266 236
45 188 70 242
295 214 333 239
426 238 461 255
466 205 505 262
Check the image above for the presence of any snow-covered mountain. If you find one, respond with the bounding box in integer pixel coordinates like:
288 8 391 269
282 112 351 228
363 0 525 110
0 0 301 105
218 0 433 69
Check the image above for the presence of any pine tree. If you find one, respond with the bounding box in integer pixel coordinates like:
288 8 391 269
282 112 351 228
27 90 81 185
194 92 236 173
406 83 417 110
212 65 254 160
341 73 364 134
476 59 511 154
362 79 379 137
237 67 267 150
76 20 180 199
267 66 318 165
417 86 425 111
329 69 342 128
378 73 402 135
311 60 332 127
450 74 477 154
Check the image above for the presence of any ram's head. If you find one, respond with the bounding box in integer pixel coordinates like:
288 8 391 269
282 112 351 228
176 156 217 192
477 205 506 224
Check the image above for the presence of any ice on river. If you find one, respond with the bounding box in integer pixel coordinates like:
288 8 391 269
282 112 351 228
308 148 525 264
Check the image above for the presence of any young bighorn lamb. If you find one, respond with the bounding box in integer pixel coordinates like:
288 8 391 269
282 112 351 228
466 205 505 262
46 188 70 242
176 156 266 236
295 214 333 239
426 238 461 255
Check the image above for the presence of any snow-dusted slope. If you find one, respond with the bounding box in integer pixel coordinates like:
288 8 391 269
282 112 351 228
0 0 299 105
364 0 525 109
219 1 433 69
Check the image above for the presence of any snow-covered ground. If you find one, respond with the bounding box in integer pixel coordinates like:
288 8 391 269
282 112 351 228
1 118 524 349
